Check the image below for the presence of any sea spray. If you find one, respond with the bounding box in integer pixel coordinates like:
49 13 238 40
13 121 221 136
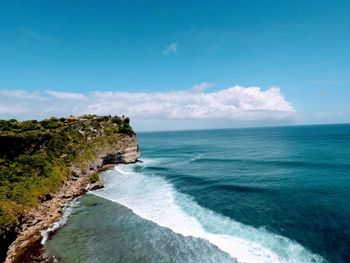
44 126 350 263
41 199 80 245
93 163 325 263
44 194 236 263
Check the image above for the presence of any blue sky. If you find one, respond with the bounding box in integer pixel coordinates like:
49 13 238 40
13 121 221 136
0 0 350 130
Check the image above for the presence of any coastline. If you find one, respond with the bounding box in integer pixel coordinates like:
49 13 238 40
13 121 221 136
5 166 103 263
4 137 140 263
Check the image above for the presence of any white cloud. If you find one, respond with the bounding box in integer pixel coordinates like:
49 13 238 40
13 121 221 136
0 86 296 123
46 90 88 100
191 82 215 93
163 42 178 55
314 111 346 119
0 89 40 99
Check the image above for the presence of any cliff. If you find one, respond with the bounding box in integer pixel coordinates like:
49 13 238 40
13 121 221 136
0 115 140 263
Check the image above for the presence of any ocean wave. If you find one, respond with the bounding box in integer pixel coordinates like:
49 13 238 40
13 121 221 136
93 163 325 263
114 166 132 175
40 199 80 244
210 183 266 193
191 157 350 170
190 153 204 162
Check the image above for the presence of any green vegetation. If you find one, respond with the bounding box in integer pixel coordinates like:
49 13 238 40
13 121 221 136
0 115 134 236
89 173 100 184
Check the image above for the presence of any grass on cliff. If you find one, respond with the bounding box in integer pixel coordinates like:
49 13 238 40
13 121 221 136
0 115 134 236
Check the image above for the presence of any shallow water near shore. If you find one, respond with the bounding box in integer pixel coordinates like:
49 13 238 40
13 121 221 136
45 124 350 263
45 194 235 263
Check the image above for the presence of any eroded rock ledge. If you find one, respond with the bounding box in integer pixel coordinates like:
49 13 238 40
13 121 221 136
4 136 140 263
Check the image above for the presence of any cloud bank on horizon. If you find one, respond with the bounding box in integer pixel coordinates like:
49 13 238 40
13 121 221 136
0 85 296 125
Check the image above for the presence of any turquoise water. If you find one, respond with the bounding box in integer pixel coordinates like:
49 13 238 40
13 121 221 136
46 124 350 263
45 194 234 263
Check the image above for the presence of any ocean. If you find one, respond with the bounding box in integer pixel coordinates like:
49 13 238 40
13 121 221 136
44 124 350 263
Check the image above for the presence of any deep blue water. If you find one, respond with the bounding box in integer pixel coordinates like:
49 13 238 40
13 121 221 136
46 124 350 263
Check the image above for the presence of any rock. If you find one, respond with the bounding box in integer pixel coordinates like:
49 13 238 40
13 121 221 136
101 136 140 165
4 134 140 263
88 182 104 191
39 193 53 202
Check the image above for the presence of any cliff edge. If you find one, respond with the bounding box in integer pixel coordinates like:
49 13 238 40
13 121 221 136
0 115 140 263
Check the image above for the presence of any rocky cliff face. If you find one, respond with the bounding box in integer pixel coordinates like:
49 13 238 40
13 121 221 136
70 135 140 177
100 136 140 165
4 136 140 263
0 115 140 263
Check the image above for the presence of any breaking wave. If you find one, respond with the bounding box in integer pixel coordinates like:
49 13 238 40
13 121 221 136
93 162 325 263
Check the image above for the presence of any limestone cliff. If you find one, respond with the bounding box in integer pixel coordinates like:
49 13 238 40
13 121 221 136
0 115 140 263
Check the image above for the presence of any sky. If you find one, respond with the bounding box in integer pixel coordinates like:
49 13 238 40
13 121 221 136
0 0 350 131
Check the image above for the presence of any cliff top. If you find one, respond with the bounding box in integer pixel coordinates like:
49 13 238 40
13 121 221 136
0 115 137 260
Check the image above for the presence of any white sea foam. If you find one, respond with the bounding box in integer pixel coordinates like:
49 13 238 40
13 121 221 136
93 163 325 263
114 166 132 175
190 153 203 162
40 199 80 244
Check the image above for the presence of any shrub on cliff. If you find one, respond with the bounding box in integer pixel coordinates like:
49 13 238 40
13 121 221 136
41 117 63 129
0 115 135 238
111 116 122 125
118 117 134 136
